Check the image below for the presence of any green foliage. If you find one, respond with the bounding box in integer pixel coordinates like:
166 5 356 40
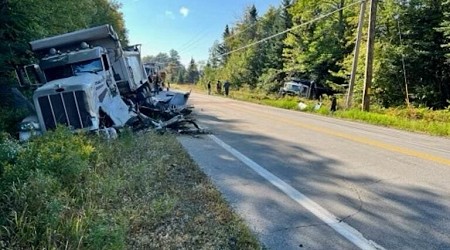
0 107 30 135
0 0 128 139
0 0 128 88
143 50 187 84
203 0 450 109
143 52 170 66
0 133 22 178
0 130 261 248
333 108 450 136
373 0 449 108
84 215 127 249
258 6 286 70
257 68 284 93
204 5 269 89
284 0 350 86
185 58 200 83
14 127 93 188
439 0 450 60
0 128 95 248
262 97 299 110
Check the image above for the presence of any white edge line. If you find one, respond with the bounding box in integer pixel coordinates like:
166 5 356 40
208 134 384 250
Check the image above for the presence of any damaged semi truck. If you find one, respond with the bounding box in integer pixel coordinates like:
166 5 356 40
16 25 195 140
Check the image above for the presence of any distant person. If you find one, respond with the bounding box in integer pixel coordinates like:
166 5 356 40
207 81 211 95
330 95 337 112
216 80 222 94
223 81 230 96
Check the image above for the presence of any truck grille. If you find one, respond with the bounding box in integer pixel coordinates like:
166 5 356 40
38 91 92 130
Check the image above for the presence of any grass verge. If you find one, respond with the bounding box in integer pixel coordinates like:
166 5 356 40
0 128 261 249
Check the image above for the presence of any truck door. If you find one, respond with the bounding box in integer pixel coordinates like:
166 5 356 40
101 54 118 96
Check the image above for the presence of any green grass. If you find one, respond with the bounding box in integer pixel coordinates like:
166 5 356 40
0 107 30 136
0 128 261 249
333 108 450 136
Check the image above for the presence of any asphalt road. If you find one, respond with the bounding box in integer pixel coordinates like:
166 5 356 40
177 92 450 250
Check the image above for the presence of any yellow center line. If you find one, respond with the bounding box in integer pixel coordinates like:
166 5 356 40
217 101 450 167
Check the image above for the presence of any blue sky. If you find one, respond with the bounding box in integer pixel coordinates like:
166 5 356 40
117 0 283 66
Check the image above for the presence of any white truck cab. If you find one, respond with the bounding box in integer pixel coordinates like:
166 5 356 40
16 25 148 140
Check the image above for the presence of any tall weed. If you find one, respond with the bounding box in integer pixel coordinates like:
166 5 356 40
1 128 261 249
0 107 30 136
0 127 94 248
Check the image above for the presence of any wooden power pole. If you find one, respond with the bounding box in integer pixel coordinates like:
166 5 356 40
362 0 377 111
346 0 367 109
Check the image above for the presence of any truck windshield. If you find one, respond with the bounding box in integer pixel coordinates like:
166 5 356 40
288 85 300 91
44 58 103 82
74 59 103 75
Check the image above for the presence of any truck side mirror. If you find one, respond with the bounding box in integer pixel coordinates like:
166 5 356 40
15 64 46 88
14 67 28 87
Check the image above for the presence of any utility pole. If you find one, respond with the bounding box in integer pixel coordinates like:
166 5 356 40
346 0 367 109
362 0 377 111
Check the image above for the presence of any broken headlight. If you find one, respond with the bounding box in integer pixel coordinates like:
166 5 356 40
19 121 40 131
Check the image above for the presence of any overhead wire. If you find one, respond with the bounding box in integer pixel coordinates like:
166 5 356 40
179 2 293 64
219 0 364 57
178 3 273 61
177 27 209 49
177 27 213 52
220 1 294 45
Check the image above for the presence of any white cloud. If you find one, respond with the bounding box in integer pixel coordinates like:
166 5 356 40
165 10 175 19
179 7 189 17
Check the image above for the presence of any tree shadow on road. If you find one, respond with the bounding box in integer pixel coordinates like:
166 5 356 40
184 111 450 250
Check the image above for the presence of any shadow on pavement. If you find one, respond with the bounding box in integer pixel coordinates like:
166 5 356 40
186 110 450 250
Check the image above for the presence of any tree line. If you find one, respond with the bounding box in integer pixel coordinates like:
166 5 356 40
201 0 450 109
142 50 201 84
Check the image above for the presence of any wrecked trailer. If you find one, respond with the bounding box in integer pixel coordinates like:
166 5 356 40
138 91 192 117
130 88 206 134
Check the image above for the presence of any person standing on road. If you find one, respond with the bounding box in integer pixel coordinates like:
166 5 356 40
216 80 222 94
330 95 337 112
207 81 211 95
223 80 230 97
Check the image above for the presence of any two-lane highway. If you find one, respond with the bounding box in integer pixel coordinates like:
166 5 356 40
178 92 450 249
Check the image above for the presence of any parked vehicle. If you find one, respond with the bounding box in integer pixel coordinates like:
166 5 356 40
279 80 310 97
279 78 338 100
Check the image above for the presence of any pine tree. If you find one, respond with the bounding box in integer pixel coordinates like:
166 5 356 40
283 0 351 85
185 58 199 84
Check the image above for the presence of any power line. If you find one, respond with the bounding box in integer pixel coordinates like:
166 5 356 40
178 32 209 54
219 0 364 57
177 27 213 52
181 2 293 63
220 1 294 45
177 28 208 50
177 27 217 58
